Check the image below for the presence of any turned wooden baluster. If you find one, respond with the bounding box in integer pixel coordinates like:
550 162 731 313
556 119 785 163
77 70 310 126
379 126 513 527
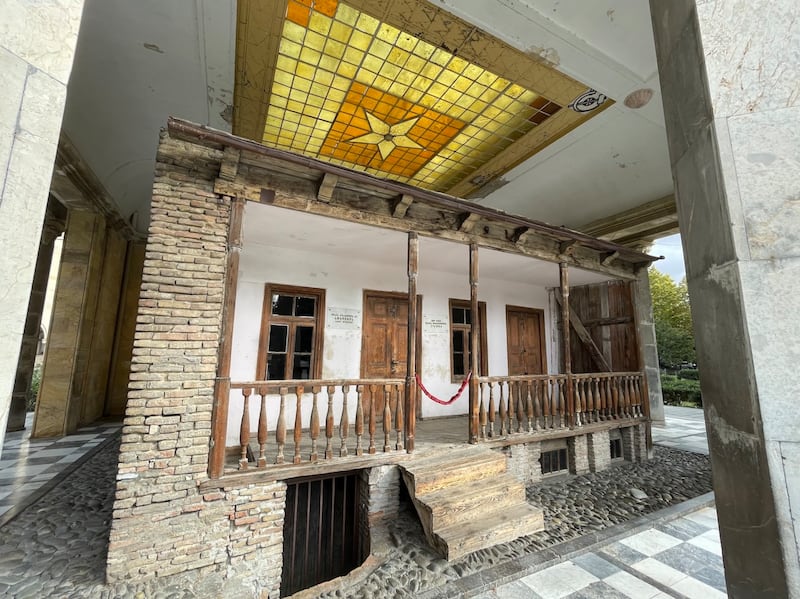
636 377 644 417
257 385 268 468
239 388 252 470
605 377 613 420
587 377 596 423
395 385 404 450
539 380 548 429
276 387 287 464
558 380 566 428
574 378 584 427
499 382 507 436
487 382 496 438
629 376 637 417
508 382 517 433
368 384 377 454
309 386 320 461
293 386 304 464
525 381 534 432
518 382 527 432
355 385 364 456
325 385 335 459
532 379 542 430
383 384 392 452
340 384 350 457
479 382 487 439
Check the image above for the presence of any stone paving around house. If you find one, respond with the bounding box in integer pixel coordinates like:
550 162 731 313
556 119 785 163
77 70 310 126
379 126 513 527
651 406 709 455
0 406 721 598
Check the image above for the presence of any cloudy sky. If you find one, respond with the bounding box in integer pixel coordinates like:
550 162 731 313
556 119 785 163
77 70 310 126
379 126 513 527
650 233 686 281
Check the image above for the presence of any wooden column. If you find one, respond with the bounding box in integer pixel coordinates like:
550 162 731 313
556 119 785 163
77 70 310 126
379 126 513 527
559 261 575 428
209 196 245 479
469 243 479 443
405 232 419 453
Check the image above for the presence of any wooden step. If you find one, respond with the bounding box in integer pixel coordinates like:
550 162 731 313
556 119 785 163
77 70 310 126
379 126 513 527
415 474 526 530
433 502 545 561
402 448 507 496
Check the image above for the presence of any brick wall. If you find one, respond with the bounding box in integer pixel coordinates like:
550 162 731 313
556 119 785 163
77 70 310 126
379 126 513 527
502 443 543 484
568 435 590 475
360 465 401 555
587 430 611 472
106 133 286 597
621 424 647 463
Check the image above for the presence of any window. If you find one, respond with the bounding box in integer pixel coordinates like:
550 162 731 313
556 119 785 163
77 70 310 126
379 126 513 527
449 299 488 382
610 430 623 460
257 285 325 380
540 448 569 475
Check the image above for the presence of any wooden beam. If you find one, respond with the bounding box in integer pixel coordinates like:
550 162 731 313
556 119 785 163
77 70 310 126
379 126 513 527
469 243 480 443
559 240 577 256
393 194 414 218
554 289 613 372
209 196 246 479
405 232 419 453
219 147 241 181
559 262 574 428
602 251 620 266
457 212 480 233
317 172 338 202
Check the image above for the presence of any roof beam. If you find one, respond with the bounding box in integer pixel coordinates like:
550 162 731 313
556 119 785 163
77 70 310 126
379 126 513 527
393 194 414 218
317 172 338 202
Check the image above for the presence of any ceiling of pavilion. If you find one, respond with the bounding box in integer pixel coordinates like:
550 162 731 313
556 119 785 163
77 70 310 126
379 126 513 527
234 0 612 196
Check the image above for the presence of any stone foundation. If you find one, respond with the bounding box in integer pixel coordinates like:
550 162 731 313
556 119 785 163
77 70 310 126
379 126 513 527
588 430 611 472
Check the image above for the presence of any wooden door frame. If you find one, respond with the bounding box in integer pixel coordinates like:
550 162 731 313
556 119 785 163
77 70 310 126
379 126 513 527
505 305 548 374
359 289 423 378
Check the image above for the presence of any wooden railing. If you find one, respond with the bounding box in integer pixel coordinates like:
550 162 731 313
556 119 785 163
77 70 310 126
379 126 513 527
230 378 405 471
475 372 645 440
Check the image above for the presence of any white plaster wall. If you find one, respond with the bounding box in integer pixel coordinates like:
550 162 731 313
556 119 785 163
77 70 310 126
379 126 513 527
0 0 85 453
226 238 555 445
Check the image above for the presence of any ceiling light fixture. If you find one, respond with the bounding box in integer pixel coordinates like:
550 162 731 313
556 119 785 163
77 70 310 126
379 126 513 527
624 88 654 109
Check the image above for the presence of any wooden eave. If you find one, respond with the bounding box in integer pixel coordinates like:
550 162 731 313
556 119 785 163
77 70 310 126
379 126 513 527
167 117 658 280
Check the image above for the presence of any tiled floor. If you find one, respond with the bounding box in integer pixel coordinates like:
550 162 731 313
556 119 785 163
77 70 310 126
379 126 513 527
0 413 122 523
481 405 725 598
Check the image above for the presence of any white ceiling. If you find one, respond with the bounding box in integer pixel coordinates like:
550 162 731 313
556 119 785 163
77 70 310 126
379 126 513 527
243 203 612 287
60 0 673 234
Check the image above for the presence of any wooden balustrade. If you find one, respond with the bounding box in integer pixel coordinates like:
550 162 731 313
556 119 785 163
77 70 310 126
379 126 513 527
231 378 405 471
475 372 645 440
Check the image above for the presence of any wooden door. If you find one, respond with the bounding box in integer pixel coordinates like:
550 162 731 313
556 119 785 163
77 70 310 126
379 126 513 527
506 306 547 375
361 291 409 416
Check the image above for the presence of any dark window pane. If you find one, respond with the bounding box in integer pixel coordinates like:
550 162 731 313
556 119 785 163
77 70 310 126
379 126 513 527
269 324 288 352
267 354 287 380
295 296 316 317
464 308 472 325
451 307 465 324
293 354 311 379
453 354 465 376
294 326 314 353
272 294 293 315
452 331 463 352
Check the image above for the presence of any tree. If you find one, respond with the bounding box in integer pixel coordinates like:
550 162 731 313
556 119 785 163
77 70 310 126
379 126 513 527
649 267 695 369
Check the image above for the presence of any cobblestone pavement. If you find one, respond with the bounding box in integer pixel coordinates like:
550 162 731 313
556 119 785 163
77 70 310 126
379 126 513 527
0 407 715 598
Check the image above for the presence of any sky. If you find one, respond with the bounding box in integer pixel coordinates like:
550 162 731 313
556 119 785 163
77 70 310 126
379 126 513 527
650 233 686 281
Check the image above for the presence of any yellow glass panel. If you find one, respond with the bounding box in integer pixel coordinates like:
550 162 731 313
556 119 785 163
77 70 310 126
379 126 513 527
294 78 312 93
279 38 302 60
296 61 316 79
276 54 297 71
404 55 426 73
319 109 338 122
452 76 472 93
283 20 306 43
379 62 400 80
377 23 400 45
319 54 340 72
305 30 326 51
349 30 371 51
429 48 451 67
329 20 352 43
396 33 417 52
272 83 291 98
334 3 357 25
405 88 423 103
369 38 392 60
388 81 409 97
337 61 357 79
354 12 379 34
325 89 346 103
286 99 305 113
308 11 332 35
387 47 409 67
273 70 294 88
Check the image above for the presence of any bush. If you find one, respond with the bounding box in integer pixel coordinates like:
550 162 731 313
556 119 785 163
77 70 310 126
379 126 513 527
661 373 702 407
27 365 41 412
677 368 700 381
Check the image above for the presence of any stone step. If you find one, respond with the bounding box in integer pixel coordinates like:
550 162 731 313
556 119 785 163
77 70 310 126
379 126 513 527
402 448 507 496
415 473 526 531
433 502 545 561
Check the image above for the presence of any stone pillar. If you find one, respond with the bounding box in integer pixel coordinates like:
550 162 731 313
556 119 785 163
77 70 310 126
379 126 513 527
587 430 611 472
7 199 67 431
650 2 799 594
634 269 664 423
568 435 590 475
0 0 86 454
32 210 104 437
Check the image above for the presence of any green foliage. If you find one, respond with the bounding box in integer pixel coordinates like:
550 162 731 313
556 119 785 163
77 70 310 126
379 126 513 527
677 368 700 381
661 373 702 407
27 365 41 412
649 267 696 369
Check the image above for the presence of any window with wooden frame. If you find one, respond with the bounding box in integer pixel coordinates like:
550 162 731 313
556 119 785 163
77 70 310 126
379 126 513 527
449 299 488 382
257 284 325 380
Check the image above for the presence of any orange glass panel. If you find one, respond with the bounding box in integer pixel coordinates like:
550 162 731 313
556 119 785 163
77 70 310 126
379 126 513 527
286 0 312 27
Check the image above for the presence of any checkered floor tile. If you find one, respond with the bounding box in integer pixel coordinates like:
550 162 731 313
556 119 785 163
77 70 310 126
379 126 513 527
0 414 122 521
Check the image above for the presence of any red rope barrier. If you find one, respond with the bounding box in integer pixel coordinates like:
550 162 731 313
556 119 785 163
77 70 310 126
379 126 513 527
415 371 472 405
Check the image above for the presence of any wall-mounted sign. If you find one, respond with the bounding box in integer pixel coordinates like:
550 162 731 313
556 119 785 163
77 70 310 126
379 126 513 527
423 314 449 334
326 307 361 330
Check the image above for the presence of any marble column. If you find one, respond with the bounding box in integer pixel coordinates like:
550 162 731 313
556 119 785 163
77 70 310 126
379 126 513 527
0 0 86 454
634 268 664 424
650 0 800 595
6 199 67 432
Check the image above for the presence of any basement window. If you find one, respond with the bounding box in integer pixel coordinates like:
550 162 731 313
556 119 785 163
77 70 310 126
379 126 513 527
281 472 365 596
540 440 569 476
610 430 623 461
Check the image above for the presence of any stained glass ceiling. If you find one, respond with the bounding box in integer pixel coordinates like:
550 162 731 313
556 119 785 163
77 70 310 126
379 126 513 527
235 0 612 197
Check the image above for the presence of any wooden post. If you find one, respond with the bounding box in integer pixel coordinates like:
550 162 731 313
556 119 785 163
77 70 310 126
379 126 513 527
469 243 479 443
559 261 575 428
209 196 245 479
405 232 419 452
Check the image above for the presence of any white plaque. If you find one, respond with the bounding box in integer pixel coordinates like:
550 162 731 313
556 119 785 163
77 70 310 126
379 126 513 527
326 307 361 330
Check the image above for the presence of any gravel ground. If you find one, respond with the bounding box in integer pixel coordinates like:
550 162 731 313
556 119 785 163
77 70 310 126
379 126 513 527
0 438 711 598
